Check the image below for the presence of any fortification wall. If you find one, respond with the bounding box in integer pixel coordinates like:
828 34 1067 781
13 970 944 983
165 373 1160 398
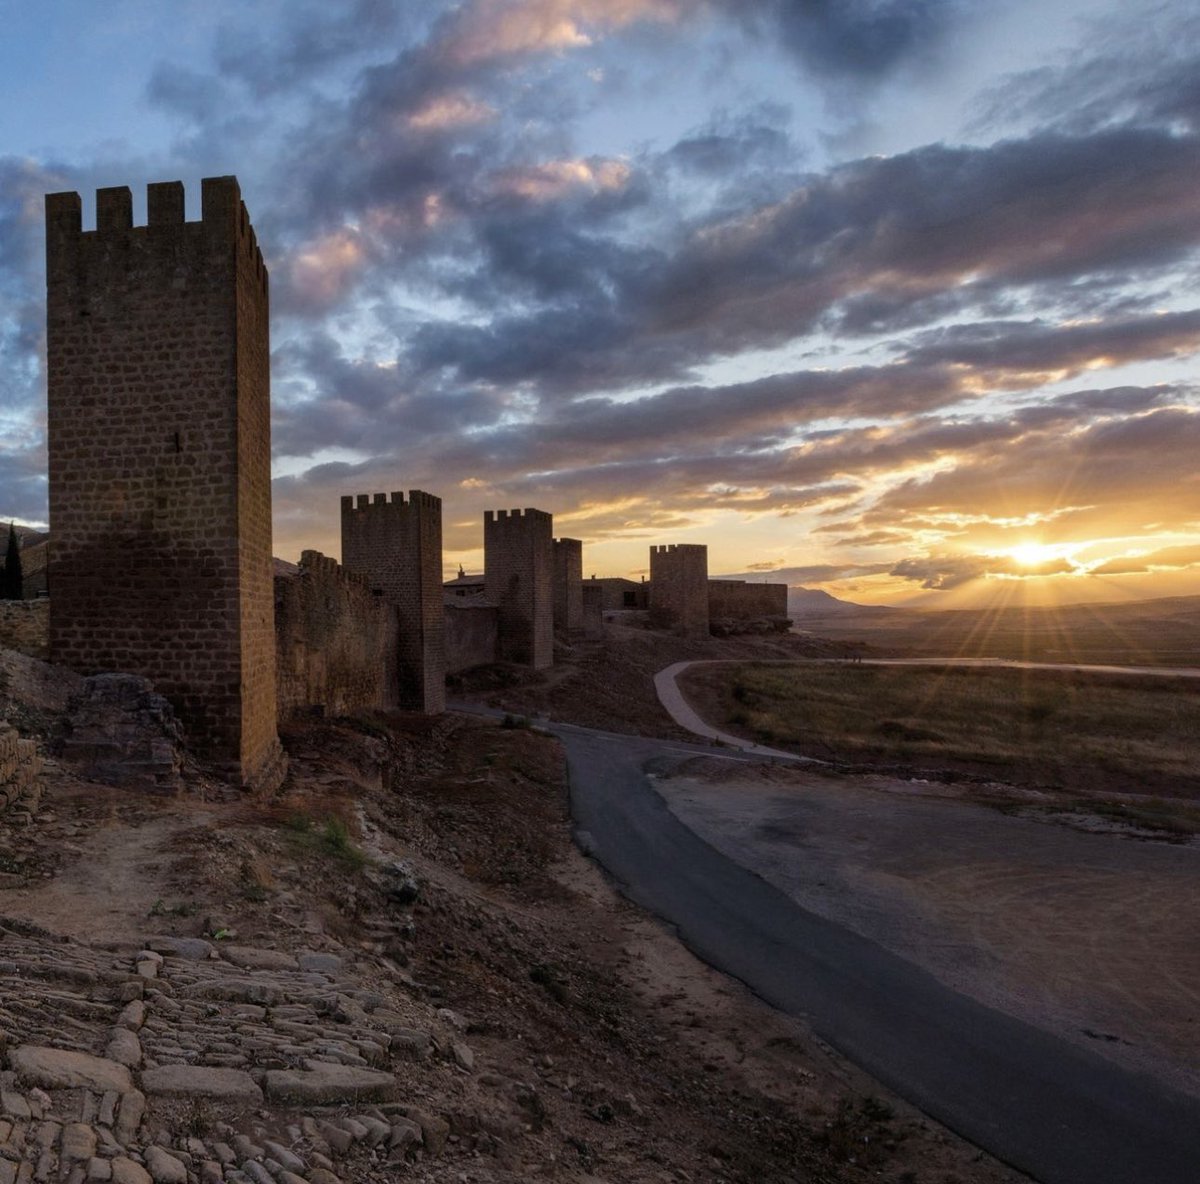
445 602 500 674
340 490 445 714
708 580 789 620
0 722 41 818
649 544 709 636
0 601 49 659
552 538 583 637
44 177 283 790
275 551 400 721
484 509 554 669
583 577 647 611
581 584 605 640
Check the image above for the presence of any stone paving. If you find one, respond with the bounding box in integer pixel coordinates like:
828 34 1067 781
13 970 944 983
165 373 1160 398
0 919 467 1184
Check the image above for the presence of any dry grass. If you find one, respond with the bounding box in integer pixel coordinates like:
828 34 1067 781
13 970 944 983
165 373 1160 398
683 662 1200 800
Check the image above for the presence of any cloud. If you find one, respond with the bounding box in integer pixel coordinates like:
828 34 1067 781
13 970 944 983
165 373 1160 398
898 310 1200 387
1090 543 1200 576
972 4 1200 137
891 552 1076 590
716 0 961 83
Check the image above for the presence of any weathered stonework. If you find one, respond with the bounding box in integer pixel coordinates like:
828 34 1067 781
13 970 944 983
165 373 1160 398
582 577 647 612
340 491 445 714
707 580 789 621
484 509 554 669
581 583 606 640
444 602 500 675
275 550 400 720
0 600 49 659
45 177 284 791
59 674 185 791
0 721 41 817
649 544 709 636
552 537 583 638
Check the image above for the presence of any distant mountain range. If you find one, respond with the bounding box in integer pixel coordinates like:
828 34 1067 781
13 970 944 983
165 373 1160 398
788 587 895 618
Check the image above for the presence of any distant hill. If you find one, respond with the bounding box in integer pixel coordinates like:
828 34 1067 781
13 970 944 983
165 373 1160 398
788 587 895 618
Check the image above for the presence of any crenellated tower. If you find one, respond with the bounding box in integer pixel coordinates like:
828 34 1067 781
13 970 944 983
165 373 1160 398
484 509 554 669
45 176 285 790
340 490 445 713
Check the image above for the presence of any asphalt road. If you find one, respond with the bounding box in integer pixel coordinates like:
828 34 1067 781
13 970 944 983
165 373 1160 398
549 719 1200 1184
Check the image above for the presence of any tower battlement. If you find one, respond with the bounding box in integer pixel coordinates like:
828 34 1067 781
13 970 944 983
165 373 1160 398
485 508 553 525
342 489 442 514
46 177 268 296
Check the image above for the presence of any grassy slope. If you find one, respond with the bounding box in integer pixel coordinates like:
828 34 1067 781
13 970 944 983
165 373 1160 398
682 662 1200 803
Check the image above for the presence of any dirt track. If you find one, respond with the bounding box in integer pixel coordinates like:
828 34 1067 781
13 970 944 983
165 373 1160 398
656 762 1200 1099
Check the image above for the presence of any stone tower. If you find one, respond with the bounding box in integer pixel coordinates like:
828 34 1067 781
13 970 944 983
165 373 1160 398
649 543 709 636
484 509 553 669
552 537 583 638
340 490 445 713
45 176 285 791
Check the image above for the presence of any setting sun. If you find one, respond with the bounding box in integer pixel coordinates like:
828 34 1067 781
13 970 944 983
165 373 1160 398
1006 542 1066 568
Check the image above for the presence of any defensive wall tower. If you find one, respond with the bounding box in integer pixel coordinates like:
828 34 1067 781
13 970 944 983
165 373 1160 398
649 543 709 636
45 176 285 790
552 537 583 638
484 509 553 669
340 490 445 714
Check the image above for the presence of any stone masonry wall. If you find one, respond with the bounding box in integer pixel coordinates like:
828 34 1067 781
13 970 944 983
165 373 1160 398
484 509 554 669
0 721 41 817
444 602 500 674
340 491 445 714
45 177 284 791
581 584 605 640
0 600 49 659
649 544 709 636
707 580 789 620
552 537 583 637
275 551 400 721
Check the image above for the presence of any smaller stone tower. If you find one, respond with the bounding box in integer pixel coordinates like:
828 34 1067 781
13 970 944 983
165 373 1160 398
552 537 583 638
341 491 445 713
649 544 709 636
484 509 554 669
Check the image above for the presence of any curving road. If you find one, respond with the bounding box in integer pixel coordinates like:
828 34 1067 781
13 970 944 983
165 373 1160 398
546 716 1200 1184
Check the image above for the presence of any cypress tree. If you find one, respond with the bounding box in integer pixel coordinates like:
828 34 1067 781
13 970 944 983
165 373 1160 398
2 524 22 600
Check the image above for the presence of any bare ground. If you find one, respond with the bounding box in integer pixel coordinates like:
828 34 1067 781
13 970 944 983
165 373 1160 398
655 759 1200 1101
450 622 848 738
0 647 1026 1184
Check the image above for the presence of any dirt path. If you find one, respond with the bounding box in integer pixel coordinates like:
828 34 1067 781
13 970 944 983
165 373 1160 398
0 772 221 944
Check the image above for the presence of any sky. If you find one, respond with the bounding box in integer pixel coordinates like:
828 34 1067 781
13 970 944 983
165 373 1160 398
0 0 1198 606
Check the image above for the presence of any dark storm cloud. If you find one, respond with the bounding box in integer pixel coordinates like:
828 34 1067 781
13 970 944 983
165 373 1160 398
396 122 1200 401
716 0 959 82
212 0 414 98
898 310 1200 385
649 127 1200 349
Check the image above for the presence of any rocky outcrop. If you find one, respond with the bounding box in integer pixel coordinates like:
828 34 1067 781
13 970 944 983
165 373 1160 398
59 675 184 791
